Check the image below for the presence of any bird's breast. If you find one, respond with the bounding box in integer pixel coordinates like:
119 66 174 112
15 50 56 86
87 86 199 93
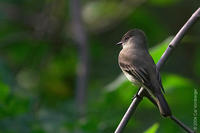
122 70 141 86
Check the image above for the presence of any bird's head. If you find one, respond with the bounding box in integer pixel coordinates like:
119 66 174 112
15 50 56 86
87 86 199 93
116 29 148 49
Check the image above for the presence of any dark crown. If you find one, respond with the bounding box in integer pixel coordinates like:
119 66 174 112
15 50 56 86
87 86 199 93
121 29 146 42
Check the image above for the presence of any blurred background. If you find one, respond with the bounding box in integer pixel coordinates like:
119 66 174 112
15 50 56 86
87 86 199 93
0 0 199 133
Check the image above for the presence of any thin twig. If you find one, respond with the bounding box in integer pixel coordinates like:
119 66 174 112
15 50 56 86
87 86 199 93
170 116 195 133
146 94 195 133
115 7 200 133
115 88 146 133
143 90 194 133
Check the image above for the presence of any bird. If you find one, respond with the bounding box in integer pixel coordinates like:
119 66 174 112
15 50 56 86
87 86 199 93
117 29 171 117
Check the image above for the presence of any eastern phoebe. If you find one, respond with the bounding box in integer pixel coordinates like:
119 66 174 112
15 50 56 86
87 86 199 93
117 29 171 117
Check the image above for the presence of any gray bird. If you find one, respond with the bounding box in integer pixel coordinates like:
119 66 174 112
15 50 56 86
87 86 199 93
117 29 171 117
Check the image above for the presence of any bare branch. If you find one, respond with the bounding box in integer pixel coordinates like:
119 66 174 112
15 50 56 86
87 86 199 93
170 116 194 133
146 92 194 133
115 7 200 133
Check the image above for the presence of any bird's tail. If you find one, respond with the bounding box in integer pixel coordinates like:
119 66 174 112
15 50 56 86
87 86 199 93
155 93 171 117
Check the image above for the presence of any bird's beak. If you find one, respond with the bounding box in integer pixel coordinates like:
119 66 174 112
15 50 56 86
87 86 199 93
116 41 122 45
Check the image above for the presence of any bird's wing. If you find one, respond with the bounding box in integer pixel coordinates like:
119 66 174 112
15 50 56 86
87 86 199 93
120 63 152 88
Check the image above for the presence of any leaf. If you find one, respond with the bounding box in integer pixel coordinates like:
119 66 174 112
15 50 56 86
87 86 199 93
105 74 127 92
144 123 159 133
0 82 10 101
162 73 194 90
149 37 173 63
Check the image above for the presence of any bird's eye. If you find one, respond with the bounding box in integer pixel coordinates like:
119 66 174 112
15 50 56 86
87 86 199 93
124 36 129 41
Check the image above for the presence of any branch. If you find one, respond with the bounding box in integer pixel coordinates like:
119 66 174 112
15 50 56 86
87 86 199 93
115 7 200 133
69 0 89 115
170 116 194 133
142 90 194 132
140 89 194 132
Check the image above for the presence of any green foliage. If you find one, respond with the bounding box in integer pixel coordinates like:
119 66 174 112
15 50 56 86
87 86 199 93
127 8 168 45
0 82 10 101
148 0 181 6
102 37 198 132
144 123 159 133
149 37 173 63
0 0 199 133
